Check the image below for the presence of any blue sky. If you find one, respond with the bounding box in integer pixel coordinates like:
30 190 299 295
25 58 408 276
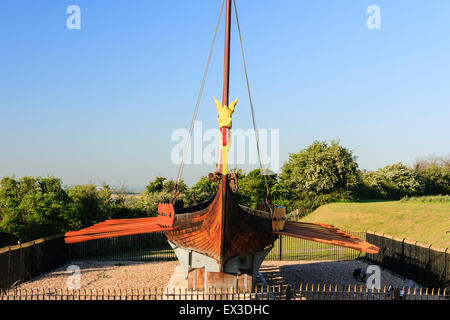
0 0 449 190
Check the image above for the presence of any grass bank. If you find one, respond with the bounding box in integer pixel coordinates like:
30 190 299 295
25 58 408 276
299 198 450 248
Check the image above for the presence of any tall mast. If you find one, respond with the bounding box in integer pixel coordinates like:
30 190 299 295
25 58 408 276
222 0 231 107
216 0 237 176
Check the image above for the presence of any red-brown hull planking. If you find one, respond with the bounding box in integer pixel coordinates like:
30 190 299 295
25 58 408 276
165 175 277 269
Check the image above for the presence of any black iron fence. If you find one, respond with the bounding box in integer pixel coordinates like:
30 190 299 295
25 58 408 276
366 231 449 291
1 230 448 292
68 232 176 262
1 284 448 300
265 232 366 261
0 234 69 290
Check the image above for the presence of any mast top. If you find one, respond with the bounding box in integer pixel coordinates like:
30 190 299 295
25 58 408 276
222 0 232 107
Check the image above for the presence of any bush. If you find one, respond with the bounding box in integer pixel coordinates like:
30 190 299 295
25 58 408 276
138 191 172 216
354 163 425 200
65 184 113 229
400 195 450 203
290 191 353 219
378 163 424 197
0 177 152 245
417 165 450 196
234 169 277 208
0 176 76 243
186 176 217 205
280 140 359 196
353 171 387 200
279 140 359 215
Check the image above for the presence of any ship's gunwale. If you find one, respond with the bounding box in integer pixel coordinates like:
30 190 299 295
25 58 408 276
164 176 277 268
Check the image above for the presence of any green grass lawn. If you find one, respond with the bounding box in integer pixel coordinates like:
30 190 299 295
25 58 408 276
299 199 450 249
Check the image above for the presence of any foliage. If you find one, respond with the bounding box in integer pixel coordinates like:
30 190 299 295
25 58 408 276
0 177 151 245
187 176 217 205
138 191 172 216
269 180 292 208
400 195 450 203
145 176 188 195
280 140 359 196
65 184 112 228
416 165 450 196
289 191 353 219
355 163 425 200
414 155 450 171
138 177 191 215
353 171 386 199
0 176 76 243
145 176 166 193
279 140 359 216
0 144 448 246
377 163 424 196
234 169 277 208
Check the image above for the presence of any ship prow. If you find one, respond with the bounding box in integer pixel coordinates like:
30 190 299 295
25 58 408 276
162 174 277 272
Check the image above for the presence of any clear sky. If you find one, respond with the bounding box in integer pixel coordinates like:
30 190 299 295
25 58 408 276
0 0 449 190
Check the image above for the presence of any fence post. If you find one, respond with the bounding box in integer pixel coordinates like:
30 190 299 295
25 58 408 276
444 248 448 287
402 238 405 257
428 244 432 286
279 236 282 261
7 246 11 290
19 242 23 286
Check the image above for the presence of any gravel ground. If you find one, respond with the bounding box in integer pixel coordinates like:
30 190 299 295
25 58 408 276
15 260 178 291
259 260 420 290
10 259 420 295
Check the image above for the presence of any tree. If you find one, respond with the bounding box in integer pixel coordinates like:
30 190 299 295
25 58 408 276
280 140 359 196
66 184 112 229
139 191 172 216
417 165 450 195
356 163 426 199
270 180 292 208
414 155 450 171
0 176 77 243
141 177 190 213
146 177 166 194
278 140 359 217
188 176 218 204
377 163 424 198
234 169 277 208
145 177 188 196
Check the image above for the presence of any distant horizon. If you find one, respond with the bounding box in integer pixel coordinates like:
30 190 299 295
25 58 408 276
1 1 449 189
3 146 447 192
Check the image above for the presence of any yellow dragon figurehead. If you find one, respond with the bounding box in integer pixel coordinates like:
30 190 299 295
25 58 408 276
214 97 238 128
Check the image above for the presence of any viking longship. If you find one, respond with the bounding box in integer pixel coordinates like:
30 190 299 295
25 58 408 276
65 0 379 289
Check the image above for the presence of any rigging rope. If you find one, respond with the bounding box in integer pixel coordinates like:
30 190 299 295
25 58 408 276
172 0 225 199
233 0 273 214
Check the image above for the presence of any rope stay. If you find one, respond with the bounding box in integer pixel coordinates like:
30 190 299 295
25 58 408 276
233 0 273 213
172 0 273 214
172 0 225 201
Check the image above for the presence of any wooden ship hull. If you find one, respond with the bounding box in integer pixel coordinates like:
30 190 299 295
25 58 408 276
64 175 379 290
163 175 277 271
